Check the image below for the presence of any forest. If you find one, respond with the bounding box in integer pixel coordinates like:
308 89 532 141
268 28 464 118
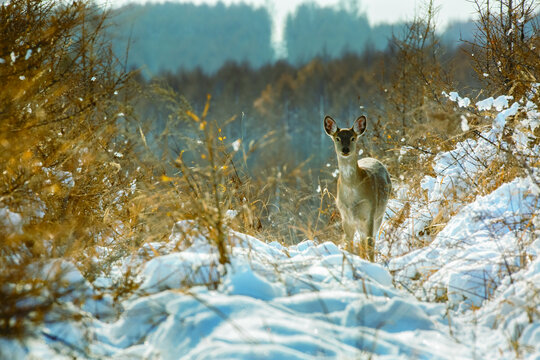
1 0 539 358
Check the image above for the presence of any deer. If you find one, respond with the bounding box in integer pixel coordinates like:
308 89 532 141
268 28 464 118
323 115 392 262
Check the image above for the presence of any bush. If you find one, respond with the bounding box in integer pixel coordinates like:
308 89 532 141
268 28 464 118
468 0 540 98
0 0 142 337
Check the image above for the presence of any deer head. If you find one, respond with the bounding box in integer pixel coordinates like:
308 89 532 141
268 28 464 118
324 115 367 158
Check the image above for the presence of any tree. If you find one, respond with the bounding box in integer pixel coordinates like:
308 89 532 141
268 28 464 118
284 3 372 65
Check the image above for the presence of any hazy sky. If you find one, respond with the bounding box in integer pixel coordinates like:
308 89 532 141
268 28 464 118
104 0 477 56
106 0 476 25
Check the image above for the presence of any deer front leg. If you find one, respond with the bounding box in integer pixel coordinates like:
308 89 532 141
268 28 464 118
343 220 372 260
342 221 357 253
342 221 355 243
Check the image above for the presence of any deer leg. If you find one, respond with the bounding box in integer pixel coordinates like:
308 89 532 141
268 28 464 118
344 221 371 259
342 221 355 242
365 217 375 262
342 221 357 252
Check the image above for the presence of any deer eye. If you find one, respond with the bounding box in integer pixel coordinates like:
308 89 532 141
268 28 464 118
336 137 341 142
351 137 356 142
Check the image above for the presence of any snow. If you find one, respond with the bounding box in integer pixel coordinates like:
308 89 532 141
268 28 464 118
493 101 519 136
4 225 466 359
0 207 23 233
390 176 538 309
42 167 75 188
2 93 539 359
460 115 469 131
92 231 464 359
232 138 242 151
443 91 470 108
476 95 513 111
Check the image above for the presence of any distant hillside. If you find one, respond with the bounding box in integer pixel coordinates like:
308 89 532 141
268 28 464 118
284 3 397 65
109 2 274 76
109 2 476 75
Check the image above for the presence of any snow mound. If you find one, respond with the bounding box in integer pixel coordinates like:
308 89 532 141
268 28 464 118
390 176 538 309
97 227 466 359
383 93 539 358
8 223 474 359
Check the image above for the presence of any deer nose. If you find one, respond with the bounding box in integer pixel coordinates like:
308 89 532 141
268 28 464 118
342 147 350 155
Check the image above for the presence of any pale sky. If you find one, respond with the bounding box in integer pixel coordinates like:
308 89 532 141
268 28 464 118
105 0 476 25
102 0 476 56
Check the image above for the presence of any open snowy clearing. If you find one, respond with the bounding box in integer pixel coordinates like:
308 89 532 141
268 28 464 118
1 94 539 359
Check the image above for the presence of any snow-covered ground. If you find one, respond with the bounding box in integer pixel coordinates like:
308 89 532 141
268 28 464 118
1 93 539 359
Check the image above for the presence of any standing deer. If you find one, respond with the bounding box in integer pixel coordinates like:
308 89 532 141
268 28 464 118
324 115 392 261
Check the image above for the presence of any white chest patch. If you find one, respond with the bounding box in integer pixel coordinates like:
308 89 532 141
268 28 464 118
341 164 354 177
342 186 357 198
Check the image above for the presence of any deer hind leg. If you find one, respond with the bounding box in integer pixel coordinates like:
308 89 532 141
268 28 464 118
368 214 386 262
364 236 374 262
364 217 375 262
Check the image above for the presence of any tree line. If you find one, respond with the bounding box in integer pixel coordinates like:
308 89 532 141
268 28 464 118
110 1 476 75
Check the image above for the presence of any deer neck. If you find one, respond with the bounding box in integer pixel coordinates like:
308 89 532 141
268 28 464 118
337 153 360 183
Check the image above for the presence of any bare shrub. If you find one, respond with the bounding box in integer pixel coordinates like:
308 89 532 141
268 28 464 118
468 0 540 98
0 0 146 337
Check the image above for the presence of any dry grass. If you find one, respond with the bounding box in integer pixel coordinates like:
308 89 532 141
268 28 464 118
137 83 344 259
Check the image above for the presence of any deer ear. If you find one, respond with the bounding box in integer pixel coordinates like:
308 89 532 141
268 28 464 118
353 115 367 135
324 116 338 136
